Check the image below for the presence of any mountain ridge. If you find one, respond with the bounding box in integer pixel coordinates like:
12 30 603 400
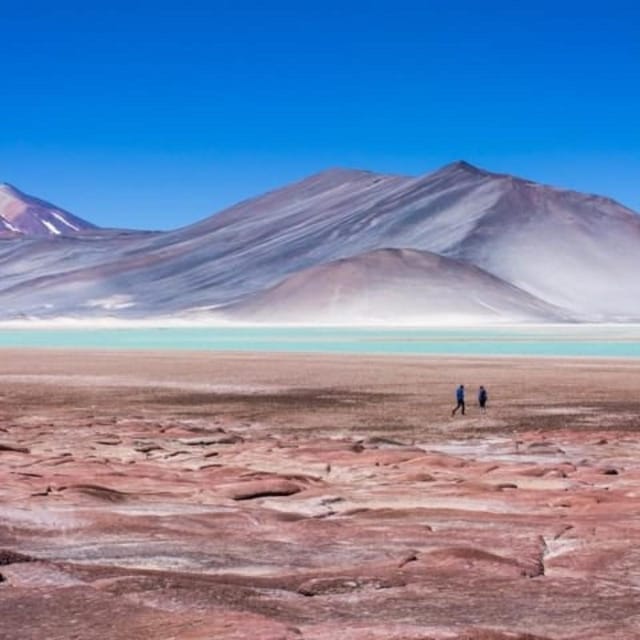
0 161 639 322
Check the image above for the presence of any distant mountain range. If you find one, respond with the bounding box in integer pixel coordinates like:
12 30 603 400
1 161 639 324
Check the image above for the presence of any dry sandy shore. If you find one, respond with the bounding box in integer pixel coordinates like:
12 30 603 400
1 349 639 640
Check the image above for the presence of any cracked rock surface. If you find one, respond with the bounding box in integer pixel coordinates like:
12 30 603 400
1 349 639 639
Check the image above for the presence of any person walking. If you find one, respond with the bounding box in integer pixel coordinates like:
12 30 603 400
478 385 488 413
452 384 465 416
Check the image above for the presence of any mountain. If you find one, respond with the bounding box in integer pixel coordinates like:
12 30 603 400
219 248 570 324
117 160 640 320
0 183 98 237
0 161 639 322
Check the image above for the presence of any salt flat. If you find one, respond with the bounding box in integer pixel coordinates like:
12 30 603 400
1 349 639 639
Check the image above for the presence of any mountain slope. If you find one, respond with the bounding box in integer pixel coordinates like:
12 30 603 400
0 183 98 237
440 169 640 318
61 165 496 308
108 160 640 319
0 162 639 322
219 248 571 324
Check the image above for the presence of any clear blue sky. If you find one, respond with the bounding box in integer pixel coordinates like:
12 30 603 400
1 1 638 229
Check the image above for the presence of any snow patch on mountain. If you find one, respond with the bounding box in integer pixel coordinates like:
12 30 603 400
0 216 20 233
40 219 62 235
51 211 80 231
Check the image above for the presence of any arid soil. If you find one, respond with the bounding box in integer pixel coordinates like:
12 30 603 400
1 349 639 640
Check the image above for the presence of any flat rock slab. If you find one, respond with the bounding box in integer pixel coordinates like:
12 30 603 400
0 443 30 453
219 478 303 500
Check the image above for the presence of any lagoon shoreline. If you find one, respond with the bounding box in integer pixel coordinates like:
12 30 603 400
2 323 640 358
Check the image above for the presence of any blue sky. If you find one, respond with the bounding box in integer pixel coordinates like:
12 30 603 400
1 1 638 229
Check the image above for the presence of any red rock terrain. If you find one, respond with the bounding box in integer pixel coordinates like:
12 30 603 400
1 350 639 639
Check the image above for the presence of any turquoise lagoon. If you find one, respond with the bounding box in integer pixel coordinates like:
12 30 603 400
1 325 640 358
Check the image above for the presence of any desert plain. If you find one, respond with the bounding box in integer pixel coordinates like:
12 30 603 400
1 348 639 640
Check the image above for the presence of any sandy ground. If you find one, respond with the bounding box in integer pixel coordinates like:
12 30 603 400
1 349 639 639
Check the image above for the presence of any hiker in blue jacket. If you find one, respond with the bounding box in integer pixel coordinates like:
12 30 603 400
451 384 465 416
